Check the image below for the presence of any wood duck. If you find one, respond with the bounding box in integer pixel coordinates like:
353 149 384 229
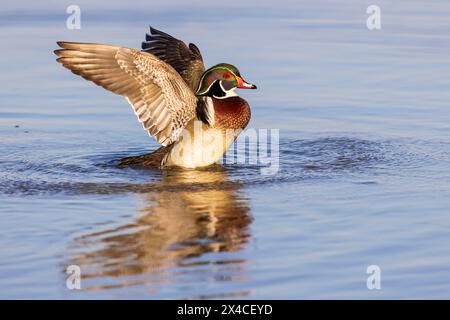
54 27 257 168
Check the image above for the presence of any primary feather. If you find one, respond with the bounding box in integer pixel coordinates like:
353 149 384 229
142 26 205 91
54 42 198 146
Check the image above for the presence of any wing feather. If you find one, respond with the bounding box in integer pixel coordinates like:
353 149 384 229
55 42 198 146
142 27 205 91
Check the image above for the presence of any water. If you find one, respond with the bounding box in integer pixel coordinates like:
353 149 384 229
1 0 450 299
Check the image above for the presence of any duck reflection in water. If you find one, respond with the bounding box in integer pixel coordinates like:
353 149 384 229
67 167 252 291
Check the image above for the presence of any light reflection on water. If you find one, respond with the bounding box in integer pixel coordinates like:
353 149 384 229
68 169 252 295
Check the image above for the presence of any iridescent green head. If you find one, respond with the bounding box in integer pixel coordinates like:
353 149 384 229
195 63 257 98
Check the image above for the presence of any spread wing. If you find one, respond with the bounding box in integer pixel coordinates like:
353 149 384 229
54 42 198 146
142 27 205 91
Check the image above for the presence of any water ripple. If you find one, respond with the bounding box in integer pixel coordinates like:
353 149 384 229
1 136 439 196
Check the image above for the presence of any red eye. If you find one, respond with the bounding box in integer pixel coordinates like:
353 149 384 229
223 72 231 79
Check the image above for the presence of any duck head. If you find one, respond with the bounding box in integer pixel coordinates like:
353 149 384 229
195 63 257 99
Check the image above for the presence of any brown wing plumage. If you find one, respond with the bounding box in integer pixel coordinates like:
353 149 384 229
142 27 205 91
54 42 198 146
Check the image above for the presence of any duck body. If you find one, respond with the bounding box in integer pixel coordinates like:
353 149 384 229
54 27 256 169
164 96 251 168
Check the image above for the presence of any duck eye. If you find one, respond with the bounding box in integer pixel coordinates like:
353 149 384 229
223 72 231 79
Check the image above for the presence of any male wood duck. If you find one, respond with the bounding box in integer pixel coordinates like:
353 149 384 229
54 27 257 168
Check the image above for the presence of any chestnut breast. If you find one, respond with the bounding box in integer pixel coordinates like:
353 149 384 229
212 97 251 130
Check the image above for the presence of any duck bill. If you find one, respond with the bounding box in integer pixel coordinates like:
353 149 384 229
237 77 257 89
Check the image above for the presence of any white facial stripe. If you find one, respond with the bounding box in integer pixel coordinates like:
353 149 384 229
213 81 238 99
197 67 239 95
198 78 222 96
